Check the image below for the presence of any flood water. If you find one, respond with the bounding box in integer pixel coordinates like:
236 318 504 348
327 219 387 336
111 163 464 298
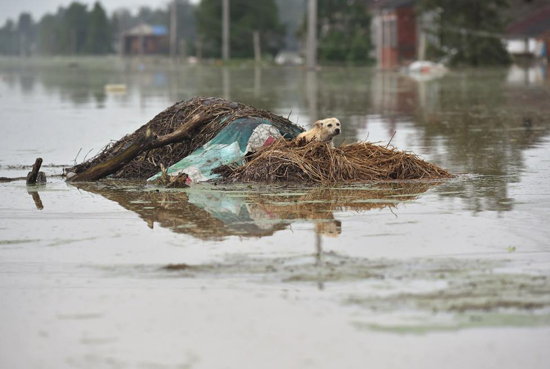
1 57 550 368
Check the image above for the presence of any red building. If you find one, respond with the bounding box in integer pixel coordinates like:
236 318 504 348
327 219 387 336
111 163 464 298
371 0 419 69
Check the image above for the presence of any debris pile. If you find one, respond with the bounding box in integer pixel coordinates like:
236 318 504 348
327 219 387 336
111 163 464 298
65 97 452 184
67 97 301 181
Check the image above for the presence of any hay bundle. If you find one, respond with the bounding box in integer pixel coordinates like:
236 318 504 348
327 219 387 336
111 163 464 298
220 139 453 183
68 97 301 180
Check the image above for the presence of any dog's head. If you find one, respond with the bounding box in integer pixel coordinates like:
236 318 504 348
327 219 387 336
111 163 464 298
315 118 342 141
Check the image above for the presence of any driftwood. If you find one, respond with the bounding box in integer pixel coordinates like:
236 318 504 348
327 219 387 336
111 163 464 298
67 114 211 182
149 114 210 149
0 177 26 182
26 158 43 185
0 158 45 183
68 129 156 182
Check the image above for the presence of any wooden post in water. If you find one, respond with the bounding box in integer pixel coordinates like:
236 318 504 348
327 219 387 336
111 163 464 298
26 158 43 185
253 31 261 64
222 0 230 61
170 0 178 59
306 0 318 71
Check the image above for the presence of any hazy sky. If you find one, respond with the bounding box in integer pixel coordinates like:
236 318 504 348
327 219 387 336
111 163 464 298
0 0 199 25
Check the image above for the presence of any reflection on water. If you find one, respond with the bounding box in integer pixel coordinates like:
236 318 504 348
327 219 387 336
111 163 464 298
27 187 44 210
1 58 550 215
2 60 550 365
73 182 436 241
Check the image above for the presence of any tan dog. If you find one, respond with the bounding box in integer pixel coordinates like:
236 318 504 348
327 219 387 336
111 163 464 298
296 118 341 145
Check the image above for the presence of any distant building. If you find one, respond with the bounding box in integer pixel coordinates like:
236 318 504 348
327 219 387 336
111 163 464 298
506 4 550 62
370 0 419 69
122 23 169 56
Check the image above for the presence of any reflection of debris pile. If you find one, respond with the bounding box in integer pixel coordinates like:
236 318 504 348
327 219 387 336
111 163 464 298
74 182 437 241
218 139 453 183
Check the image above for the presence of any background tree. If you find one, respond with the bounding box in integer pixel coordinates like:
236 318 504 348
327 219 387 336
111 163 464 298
0 20 18 55
419 0 512 66
17 13 35 56
57 2 89 54
196 0 285 59
3 1 199 57
299 0 372 64
85 2 112 54
37 13 62 55
176 0 197 54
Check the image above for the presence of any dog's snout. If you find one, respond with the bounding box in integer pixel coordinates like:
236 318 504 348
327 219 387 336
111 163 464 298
335 128 341 134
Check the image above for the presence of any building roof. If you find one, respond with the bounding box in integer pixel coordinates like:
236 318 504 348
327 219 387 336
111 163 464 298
124 23 168 37
507 5 550 38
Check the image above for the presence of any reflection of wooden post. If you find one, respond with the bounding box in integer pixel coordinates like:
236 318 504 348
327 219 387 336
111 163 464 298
28 190 44 210
418 23 426 61
196 38 203 61
179 40 187 62
19 34 26 57
315 231 322 264
222 0 230 61
254 65 261 97
306 0 317 70
138 31 144 56
71 29 77 54
253 31 261 64
170 0 178 59
223 68 230 99
306 71 317 123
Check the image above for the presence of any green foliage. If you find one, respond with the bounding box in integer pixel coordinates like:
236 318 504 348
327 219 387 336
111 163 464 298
58 2 89 54
419 0 512 66
18 13 35 56
0 20 19 55
300 0 373 64
196 0 285 59
85 2 112 54
0 14 36 56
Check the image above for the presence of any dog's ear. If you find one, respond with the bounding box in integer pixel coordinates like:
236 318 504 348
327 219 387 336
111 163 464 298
315 120 324 128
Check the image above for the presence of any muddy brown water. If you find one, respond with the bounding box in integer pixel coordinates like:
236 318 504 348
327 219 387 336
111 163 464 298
1 58 550 369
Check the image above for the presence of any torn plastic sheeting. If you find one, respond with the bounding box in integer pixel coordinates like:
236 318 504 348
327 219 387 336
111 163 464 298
148 117 301 184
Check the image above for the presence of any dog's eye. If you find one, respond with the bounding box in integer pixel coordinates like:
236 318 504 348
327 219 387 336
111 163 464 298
328 124 333 128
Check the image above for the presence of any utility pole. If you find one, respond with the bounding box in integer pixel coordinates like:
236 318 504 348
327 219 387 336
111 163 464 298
306 0 317 70
222 0 230 61
170 0 178 59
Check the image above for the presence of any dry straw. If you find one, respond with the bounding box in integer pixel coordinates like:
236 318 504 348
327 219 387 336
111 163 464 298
218 139 453 183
